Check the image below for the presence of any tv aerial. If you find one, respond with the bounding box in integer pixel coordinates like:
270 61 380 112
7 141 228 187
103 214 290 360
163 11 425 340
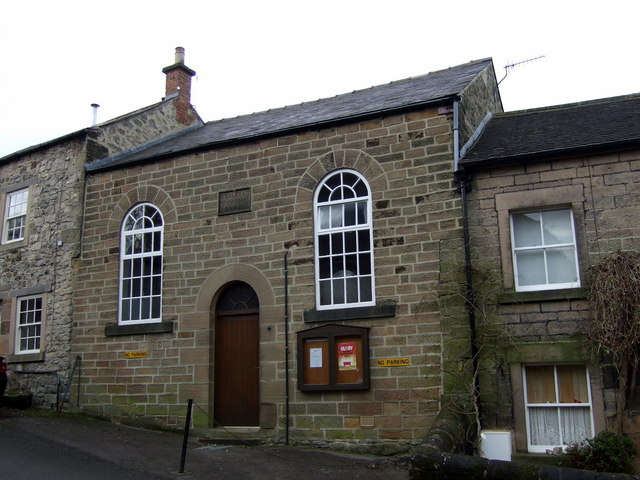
498 55 546 85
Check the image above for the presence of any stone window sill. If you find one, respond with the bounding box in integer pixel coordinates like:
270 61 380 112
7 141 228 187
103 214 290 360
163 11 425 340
105 321 174 337
303 301 397 323
0 238 28 252
498 288 586 305
8 352 44 363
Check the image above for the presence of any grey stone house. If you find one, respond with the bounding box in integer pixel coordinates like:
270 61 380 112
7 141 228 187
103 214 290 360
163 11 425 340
73 57 502 446
0 48 202 406
459 94 640 454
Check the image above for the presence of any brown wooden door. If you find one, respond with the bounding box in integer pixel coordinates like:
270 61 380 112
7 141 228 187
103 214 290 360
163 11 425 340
214 283 260 426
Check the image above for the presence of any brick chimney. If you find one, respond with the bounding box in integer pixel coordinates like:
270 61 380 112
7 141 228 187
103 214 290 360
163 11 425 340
162 47 196 125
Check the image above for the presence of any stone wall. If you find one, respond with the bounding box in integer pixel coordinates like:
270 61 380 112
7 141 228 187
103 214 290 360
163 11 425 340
466 149 640 441
87 98 201 161
457 64 502 148
73 104 475 444
0 139 86 407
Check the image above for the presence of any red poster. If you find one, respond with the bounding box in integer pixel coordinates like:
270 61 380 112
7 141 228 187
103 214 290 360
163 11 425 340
338 342 357 371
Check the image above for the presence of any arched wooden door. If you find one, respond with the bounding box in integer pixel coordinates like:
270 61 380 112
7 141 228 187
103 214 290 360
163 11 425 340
214 282 260 426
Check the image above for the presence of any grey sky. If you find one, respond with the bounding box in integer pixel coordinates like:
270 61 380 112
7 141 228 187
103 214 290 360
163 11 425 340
1 0 637 158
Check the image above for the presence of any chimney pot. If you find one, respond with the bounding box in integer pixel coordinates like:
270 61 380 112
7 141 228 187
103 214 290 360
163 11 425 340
91 103 100 126
175 46 185 64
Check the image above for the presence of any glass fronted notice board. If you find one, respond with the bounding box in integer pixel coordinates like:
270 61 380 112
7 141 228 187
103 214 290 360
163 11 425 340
297 324 370 391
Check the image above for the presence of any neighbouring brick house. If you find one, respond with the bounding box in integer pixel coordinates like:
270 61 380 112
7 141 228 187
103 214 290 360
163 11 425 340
73 57 502 445
0 48 202 407
459 94 640 454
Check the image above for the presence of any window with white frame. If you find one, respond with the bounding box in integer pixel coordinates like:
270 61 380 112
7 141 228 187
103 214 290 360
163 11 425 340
524 365 594 452
16 295 43 354
2 188 29 244
511 208 580 291
119 203 163 324
314 170 374 310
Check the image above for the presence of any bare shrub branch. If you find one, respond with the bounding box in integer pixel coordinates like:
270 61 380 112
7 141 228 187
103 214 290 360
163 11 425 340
586 251 640 433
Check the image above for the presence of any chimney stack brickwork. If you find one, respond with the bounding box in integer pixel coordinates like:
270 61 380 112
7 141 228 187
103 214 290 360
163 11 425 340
163 47 196 125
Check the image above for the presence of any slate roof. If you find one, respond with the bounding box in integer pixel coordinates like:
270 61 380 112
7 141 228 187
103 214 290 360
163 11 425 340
460 93 640 168
87 58 494 172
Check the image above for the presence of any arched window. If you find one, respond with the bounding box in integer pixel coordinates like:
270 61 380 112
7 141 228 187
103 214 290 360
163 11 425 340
314 170 374 310
119 203 163 324
217 282 259 314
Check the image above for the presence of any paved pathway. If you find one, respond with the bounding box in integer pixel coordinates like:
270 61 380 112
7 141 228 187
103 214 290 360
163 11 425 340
0 408 409 479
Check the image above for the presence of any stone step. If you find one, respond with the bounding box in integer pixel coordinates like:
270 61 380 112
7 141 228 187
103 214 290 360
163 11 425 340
199 437 262 446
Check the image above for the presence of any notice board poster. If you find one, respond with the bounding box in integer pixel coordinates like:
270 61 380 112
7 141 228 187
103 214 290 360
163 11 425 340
335 336 364 385
303 339 329 385
338 342 357 371
309 347 323 368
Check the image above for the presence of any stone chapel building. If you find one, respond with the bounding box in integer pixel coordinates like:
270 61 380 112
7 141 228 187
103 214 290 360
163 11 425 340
72 55 502 445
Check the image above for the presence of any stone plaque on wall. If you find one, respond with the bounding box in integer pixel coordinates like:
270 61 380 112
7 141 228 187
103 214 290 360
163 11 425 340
219 188 251 215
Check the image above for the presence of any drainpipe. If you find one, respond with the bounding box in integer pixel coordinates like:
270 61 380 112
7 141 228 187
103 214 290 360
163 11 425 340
453 99 482 425
459 174 482 423
284 246 297 445
453 101 460 172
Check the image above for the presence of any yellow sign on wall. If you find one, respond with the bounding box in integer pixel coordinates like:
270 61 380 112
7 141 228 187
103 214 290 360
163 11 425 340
376 358 410 367
124 351 148 359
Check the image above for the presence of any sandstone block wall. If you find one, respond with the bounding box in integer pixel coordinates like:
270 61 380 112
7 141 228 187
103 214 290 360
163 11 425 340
74 105 474 444
466 149 640 432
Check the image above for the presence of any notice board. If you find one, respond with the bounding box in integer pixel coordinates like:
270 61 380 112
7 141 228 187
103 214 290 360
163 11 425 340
297 324 369 391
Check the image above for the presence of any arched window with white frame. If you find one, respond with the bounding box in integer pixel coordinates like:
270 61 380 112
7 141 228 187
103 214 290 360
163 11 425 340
119 203 164 324
314 170 375 310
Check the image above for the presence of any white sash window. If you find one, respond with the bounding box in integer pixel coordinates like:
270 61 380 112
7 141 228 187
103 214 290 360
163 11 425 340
119 203 163 324
511 209 580 291
524 365 594 452
314 170 375 310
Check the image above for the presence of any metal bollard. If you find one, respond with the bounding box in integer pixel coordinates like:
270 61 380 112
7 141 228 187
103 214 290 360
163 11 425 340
179 399 194 474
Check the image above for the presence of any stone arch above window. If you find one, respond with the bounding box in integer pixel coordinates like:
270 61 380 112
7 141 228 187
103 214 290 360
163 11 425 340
297 150 386 192
294 149 388 221
108 185 177 232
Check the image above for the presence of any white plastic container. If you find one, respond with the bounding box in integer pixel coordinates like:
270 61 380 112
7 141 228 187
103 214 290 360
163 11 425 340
480 430 512 461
